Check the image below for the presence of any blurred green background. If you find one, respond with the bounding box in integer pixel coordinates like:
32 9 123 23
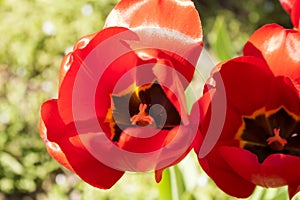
0 0 297 199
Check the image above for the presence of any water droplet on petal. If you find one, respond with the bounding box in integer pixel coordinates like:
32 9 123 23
291 133 298 138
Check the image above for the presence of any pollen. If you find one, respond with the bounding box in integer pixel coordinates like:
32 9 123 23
266 128 287 151
130 104 154 126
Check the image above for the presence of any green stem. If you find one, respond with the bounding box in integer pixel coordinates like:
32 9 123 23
157 166 186 200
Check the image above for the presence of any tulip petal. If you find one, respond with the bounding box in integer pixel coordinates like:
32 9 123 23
291 0 300 28
280 0 296 14
219 146 266 186
266 76 300 115
153 59 189 125
198 147 255 198
117 127 177 153
41 100 70 141
39 117 74 172
280 0 300 28
288 184 300 199
117 125 196 171
59 32 98 87
244 24 300 80
58 27 139 124
220 146 300 187
134 48 200 88
63 135 124 189
215 56 274 115
199 89 243 141
104 0 202 42
93 50 141 134
153 169 164 184
41 100 124 189
262 154 300 187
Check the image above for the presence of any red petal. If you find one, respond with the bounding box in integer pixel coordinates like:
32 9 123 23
280 0 296 14
104 0 202 42
117 127 178 153
198 89 215 127
153 59 189 124
215 56 274 115
288 184 300 199
117 125 196 171
39 117 74 172
280 0 300 28
59 32 98 87
262 154 300 187
197 87 242 158
199 88 243 141
58 27 139 124
219 147 264 186
220 146 300 187
266 76 300 115
93 50 140 129
194 91 211 154
155 169 164 183
244 24 300 80
41 100 68 141
135 48 200 88
63 135 124 189
291 0 300 28
41 99 124 189
198 147 255 198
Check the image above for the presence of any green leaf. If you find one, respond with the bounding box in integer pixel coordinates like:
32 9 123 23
173 165 186 198
209 16 236 61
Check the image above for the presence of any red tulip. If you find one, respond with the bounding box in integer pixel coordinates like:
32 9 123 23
40 0 203 189
196 23 300 198
197 56 300 199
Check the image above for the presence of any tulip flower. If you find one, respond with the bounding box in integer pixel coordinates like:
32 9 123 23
196 11 300 199
40 0 203 189
197 55 300 198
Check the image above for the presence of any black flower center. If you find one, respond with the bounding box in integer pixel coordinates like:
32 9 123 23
106 82 181 142
238 108 300 163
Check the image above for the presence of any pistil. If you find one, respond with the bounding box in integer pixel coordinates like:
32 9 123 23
266 128 287 151
130 104 154 126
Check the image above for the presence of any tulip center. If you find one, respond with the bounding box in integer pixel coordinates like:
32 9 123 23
237 108 300 163
106 82 181 142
